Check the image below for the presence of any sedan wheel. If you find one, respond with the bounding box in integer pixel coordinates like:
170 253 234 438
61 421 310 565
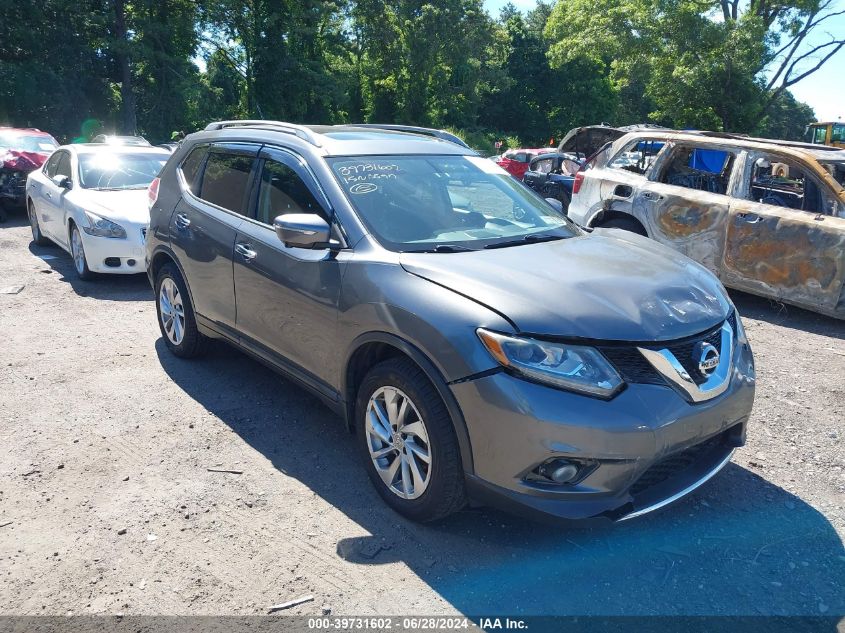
70 225 93 279
28 203 49 246
365 386 432 500
158 277 186 346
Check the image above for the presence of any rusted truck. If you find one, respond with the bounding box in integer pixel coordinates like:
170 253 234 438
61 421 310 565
567 130 845 319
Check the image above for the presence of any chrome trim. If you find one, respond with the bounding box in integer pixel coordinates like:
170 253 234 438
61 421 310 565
637 321 734 403
618 448 735 521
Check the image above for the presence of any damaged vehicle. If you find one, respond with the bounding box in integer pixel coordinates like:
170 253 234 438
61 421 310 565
146 120 755 524
496 148 554 180
568 130 845 319
522 152 582 210
0 127 59 218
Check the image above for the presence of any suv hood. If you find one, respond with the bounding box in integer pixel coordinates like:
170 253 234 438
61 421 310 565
399 230 730 342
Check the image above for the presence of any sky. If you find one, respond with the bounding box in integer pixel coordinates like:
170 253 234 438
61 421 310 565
484 0 845 122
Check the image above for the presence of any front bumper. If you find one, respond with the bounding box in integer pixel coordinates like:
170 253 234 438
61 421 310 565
0 169 27 207
81 224 148 274
451 337 755 522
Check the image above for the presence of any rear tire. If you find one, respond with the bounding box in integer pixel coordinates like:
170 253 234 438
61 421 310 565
356 357 466 522
600 215 647 236
28 201 50 246
155 262 207 358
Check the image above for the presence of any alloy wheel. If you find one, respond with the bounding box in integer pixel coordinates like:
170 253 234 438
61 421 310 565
28 206 39 241
71 227 86 275
159 278 186 346
365 386 432 499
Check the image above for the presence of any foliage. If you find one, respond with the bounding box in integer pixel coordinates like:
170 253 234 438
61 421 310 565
0 0 830 145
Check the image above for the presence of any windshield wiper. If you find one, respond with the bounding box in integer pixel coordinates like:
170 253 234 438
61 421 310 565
404 244 474 253
483 233 565 249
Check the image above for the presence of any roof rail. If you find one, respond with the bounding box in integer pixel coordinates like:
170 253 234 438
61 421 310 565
690 130 844 153
204 120 321 147
345 124 470 148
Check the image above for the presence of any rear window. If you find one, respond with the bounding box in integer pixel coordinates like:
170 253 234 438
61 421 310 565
179 146 208 195
198 152 254 214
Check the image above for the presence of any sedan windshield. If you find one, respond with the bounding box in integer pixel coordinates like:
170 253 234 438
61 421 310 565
328 155 579 251
79 153 167 190
0 133 58 153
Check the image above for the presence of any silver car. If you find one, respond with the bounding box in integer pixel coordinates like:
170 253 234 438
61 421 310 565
145 121 756 523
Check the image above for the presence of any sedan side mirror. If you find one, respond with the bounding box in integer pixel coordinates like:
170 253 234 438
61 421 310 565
274 213 331 249
545 197 563 213
54 175 72 190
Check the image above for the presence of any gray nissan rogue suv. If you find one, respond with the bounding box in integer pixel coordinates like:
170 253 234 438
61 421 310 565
145 120 756 523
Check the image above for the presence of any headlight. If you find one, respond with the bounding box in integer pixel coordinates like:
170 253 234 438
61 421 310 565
83 211 126 238
477 328 624 398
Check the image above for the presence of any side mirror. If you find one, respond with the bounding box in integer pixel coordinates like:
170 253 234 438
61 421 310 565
545 198 563 213
274 213 331 249
54 175 72 190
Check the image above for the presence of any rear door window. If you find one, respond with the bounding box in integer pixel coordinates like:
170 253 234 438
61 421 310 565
197 150 256 215
660 146 735 195
746 153 836 215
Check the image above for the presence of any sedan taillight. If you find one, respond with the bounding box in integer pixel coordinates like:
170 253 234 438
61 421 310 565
148 177 160 210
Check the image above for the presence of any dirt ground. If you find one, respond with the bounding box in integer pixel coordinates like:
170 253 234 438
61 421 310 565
1 212 843 617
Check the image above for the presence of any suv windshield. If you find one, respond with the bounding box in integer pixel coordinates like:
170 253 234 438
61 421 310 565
328 155 579 251
0 133 58 153
79 152 167 190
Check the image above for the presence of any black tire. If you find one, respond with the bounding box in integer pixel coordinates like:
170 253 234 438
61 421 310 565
600 215 647 236
155 262 207 358
355 357 467 522
69 222 95 280
28 201 50 246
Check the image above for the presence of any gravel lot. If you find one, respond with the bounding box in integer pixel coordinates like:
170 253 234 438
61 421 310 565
1 213 843 617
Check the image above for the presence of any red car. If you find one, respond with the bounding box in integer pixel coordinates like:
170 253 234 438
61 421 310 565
0 127 59 217
495 148 554 180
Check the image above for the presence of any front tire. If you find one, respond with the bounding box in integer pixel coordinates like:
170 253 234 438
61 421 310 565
356 357 466 522
28 202 50 246
70 223 94 280
155 262 206 358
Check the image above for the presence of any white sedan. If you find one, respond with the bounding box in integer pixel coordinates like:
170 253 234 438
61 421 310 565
26 144 169 279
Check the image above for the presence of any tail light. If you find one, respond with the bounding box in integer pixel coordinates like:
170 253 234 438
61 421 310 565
147 177 160 210
572 171 585 195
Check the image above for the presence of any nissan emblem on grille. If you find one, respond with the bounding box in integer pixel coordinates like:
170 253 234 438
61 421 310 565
694 341 720 377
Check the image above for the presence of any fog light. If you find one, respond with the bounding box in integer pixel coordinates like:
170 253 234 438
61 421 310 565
127 259 136 267
549 462 579 483
527 457 597 486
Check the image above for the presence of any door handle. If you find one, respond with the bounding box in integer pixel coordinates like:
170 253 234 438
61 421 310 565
175 213 190 229
44 191 52 199
737 212 760 224
235 243 257 262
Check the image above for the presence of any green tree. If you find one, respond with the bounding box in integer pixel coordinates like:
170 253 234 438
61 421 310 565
545 0 842 132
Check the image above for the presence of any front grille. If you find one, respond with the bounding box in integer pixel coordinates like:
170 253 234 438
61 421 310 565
663 323 723 385
629 433 724 496
600 346 664 384
601 312 735 387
